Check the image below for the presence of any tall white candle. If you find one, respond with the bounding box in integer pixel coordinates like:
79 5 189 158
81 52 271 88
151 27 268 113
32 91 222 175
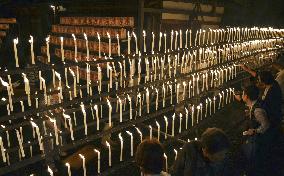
60 37 64 62
191 105 195 126
164 33 167 53
156 121 160 141
143 30 146 53
179 113 183 133
159 32 162 51
16 130 25 157
79 154 86 176
107 32 111 57
46 36 50 62
80 103 88 136
185 108 189 129
180 29 182 48
97 33 101 58
128 31 131 54
13 38 19 67
172 113 175 136
106 141 112 167
174 149 178 160
135 127 143 143
94 149 100 173
170 30 173 50
164 153 168 172
151 32 155 54
107 99 112 127
0 137 6 162
66 163 72 176
48 166 54 176
164 116 168 139
118 133 123 161
126 131 133 156
29 36 35 64
149 125 153 139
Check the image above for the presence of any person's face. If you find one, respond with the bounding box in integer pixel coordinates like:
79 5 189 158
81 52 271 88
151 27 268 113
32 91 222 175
203 148 228 162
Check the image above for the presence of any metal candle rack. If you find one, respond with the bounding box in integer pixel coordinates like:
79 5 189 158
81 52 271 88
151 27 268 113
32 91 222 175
0 27 283 175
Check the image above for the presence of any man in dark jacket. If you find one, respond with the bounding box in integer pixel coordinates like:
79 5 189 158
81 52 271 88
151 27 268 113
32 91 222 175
171 128 231 176
240 65 282 127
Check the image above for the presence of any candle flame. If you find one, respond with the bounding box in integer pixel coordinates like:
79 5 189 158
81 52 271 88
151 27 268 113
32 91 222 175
29 35 33 43
84 33 88 40
79 153 85 159
46 36 50 42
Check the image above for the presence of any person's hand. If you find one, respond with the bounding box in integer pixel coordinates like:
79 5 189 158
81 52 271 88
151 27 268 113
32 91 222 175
239 64 249 71
243 129 255 136
234 94 242 101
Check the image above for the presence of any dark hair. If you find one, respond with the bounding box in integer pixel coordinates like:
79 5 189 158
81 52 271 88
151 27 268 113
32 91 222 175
258 71 274 85
201 128 230 154
243 85 259 101
135 138 164 174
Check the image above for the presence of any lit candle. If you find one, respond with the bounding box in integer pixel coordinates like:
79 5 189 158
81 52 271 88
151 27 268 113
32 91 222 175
66 163 71 176
0 137 6 162
97 33 101 58
213 96 216 113
185 108 189 129
106 141 112 166
94 149 100 173
13 38 19 67
176 83 180 103
0 78 13 111
164 153 168 172
175 31 178 49
143 30 146 53
107 99 112 127
172 113 175 136
80 103 88 136
156 121 160 141
22 73 31 106
127 31 131 55
135 127 143 143
158 32 162 51
117 34 121 56
118 133 123 161
185 29 188 48
28 35 35 64
170 30 173 50
72 34 77 60
31 121 44 151
163 116 168 139
174 149 178 160
28 141 32 157
48 166 54 176
119 98 123 122
164 33 167 53
200 103 203 120
49 118 59 145
191 105 195 126
46 36 50 62
196 105 200 124
179 113 183 133
149 125 152 139
146 88 150 113
155 88 159 110
107 32 111 57
126 131 134 156
218 93 222 109
180 29 182 48
16 130 25 157
151 32 155 54
205 99 208 117
60 37 64 62
183 81 186 100
79 154 86 176
189 29 192 47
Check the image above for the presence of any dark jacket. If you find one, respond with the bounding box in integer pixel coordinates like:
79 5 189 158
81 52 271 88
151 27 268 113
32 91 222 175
262 81 282 126
171 141 233 176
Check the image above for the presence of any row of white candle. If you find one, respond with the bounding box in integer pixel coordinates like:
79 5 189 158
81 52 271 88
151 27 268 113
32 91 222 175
11 27 284 69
